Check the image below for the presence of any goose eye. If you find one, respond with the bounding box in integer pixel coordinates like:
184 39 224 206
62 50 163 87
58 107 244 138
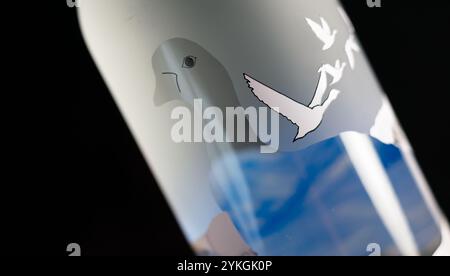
182 56 197 68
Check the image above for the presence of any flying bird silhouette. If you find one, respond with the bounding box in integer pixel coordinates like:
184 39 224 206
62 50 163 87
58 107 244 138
305 17 337 51
244 74 340 141
319 60 347 85
345 35 361 70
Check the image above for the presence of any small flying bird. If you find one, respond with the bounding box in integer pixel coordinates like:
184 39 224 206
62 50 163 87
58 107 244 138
345 35 361 70
305 17 338 51
319 60 347 85
244 74 341 141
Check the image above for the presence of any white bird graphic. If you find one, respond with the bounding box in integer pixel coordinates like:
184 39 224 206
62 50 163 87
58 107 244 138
305 17 338 51
244 74 341 141
319 60 347 85
345 35 361 70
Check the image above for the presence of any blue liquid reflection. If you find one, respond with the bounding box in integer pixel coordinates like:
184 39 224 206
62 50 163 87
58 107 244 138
210 134 440 256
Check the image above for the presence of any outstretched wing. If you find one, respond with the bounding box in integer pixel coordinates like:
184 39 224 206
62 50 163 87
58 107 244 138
335 59 341 68
345 36 361 69
320 17 331 35
309 70 328 108
243 74 311 126
305 18 325 41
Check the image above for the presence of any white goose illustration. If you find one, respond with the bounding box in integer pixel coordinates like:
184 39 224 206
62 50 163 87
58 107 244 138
244 74 340 141
319 60 347 85
305 17 338 51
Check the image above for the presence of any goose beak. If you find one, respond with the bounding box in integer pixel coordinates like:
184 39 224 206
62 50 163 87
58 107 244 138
154 72 181 106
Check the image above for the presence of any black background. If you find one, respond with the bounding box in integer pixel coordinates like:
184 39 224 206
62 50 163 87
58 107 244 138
3 1 449 256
